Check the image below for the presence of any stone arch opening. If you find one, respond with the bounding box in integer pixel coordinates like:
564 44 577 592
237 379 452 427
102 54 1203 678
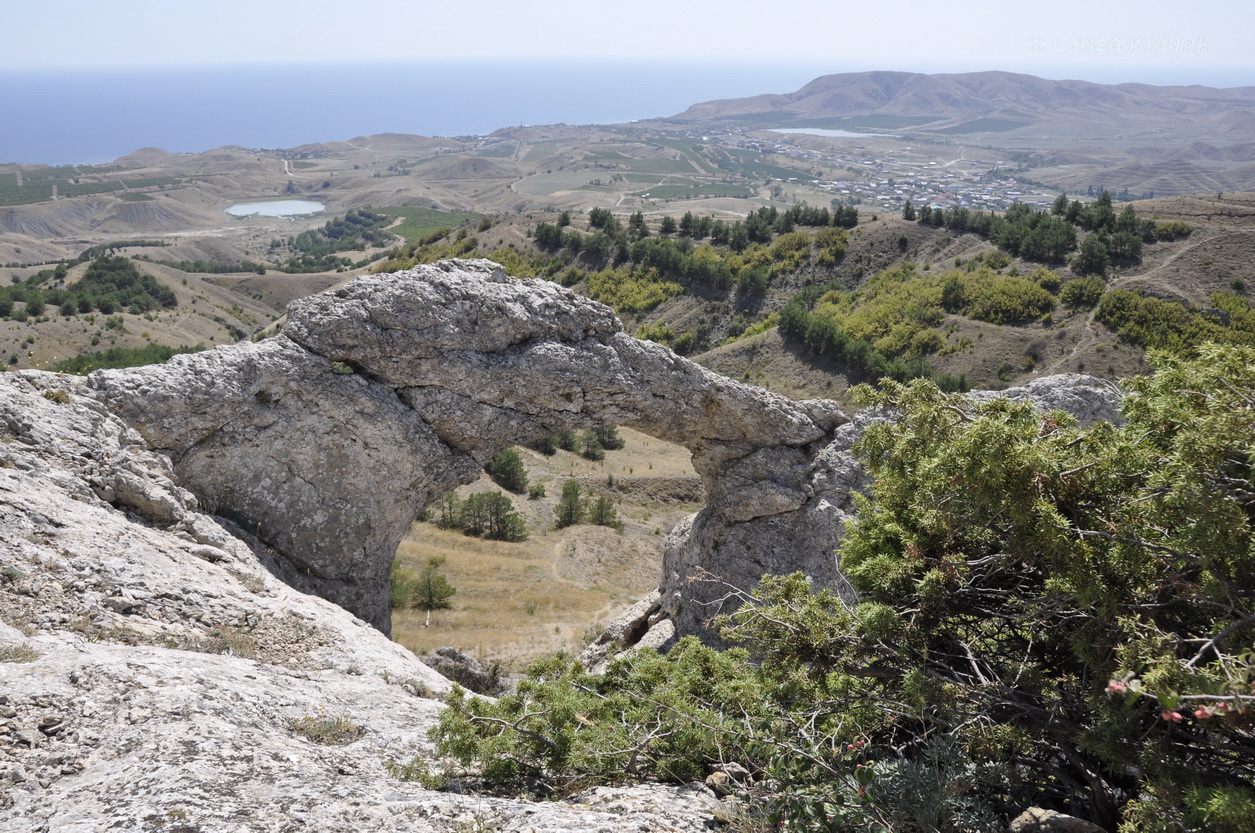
88 260 854 636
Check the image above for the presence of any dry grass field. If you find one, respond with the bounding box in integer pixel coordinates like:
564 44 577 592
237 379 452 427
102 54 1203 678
390 427 701 670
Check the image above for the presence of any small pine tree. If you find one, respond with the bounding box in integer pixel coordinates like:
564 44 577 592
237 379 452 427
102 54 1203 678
1074 234 1110 275
588 495 623 530
580 430 605 461
593 425 625 451
412 556 455 626
486 448 529 494
433 492 463 530
528 434 558 456
554 480 586 529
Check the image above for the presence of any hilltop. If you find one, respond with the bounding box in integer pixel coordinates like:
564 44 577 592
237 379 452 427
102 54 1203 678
669 69 1255 142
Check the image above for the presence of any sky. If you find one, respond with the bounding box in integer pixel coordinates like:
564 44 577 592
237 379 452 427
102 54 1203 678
5 0 1252 87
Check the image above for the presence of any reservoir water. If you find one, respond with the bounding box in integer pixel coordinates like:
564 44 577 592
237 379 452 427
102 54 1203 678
224 200 325 218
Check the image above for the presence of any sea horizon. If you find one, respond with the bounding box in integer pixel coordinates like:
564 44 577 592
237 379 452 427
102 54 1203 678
0 60 839 166
3 59 1249 167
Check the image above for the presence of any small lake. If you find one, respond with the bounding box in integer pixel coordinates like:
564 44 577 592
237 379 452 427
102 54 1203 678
770 128 895 139
224 200 326 218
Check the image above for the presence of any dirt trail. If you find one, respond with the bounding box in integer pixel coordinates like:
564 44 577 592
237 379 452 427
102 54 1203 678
1043 232 1214 375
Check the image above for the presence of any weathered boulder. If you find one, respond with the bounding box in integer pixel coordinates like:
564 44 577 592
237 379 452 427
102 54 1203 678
1009 807 1108 833
968 373 1123 427
658 409 883 637
422 647 504 696
87 259 847 634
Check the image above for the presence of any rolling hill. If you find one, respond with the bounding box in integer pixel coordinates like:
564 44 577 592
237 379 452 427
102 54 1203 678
669 70 1255 141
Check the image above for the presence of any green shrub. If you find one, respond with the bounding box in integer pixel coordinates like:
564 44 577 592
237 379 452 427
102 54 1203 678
1061 275 1106 309
635 321 674 345
1155 220 1192 241
1096 290 1255 351
959 269 1056 324
51 343 205 374
420 345 1255 831
584 267 683 313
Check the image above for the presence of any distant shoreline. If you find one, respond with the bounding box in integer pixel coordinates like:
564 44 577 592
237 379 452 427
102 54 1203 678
4 60 1249 167
0 60 836 166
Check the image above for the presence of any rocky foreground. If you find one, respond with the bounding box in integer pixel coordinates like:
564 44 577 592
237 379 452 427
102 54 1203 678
1 260 1123 830
0 370 725 831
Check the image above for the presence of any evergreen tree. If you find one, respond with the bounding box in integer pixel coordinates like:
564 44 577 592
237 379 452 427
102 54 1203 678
628 211 648 240
433 491 463 530
580 430 605 461
527 434 558 456
1075 234 1111 275
477 492 528 542
486 448 529 494
593 425 625 451
412 556 455 626
554 480 586 529
588 495 622 530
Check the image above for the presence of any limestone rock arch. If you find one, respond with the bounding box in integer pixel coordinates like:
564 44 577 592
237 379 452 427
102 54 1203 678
87 260 855 633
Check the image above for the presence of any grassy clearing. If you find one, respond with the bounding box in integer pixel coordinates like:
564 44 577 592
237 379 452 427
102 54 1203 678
522 142 560 162
622 173 678 185
613 158 699 174
475 143 517 158
936 117 1031 134
513 171 604 195
391 428 699 669
636 182 755 200
796 114 939 130
373 206 479 244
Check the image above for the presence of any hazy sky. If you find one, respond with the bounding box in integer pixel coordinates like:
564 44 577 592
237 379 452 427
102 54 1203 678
5 0 1252 85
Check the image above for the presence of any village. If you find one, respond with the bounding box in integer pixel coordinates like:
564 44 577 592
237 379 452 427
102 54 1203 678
717 126 1065 213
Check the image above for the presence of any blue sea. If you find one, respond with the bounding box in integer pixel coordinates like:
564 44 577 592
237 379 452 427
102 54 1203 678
0 61 838 166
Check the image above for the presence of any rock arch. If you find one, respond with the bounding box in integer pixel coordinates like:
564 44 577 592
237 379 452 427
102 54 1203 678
86 259 1125 639
87 260 854 634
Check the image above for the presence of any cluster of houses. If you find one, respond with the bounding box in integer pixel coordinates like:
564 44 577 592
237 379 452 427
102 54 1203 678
706 128 1060 212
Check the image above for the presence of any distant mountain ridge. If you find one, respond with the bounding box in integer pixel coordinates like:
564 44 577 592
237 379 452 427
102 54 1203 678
670 70 1255 140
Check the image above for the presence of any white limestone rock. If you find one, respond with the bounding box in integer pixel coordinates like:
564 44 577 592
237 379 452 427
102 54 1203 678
0 371 714 832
